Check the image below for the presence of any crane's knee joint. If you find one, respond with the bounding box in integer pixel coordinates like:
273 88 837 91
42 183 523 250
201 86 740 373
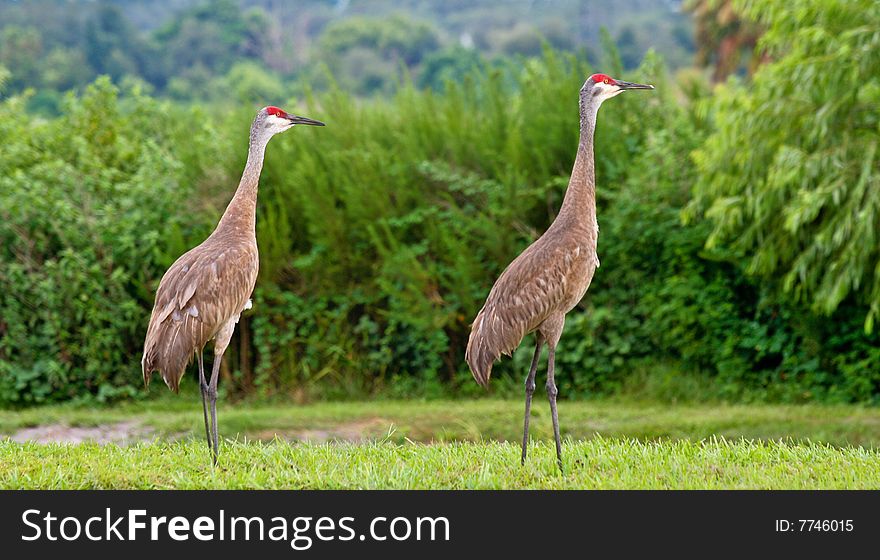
206 386 218 400
546 382 558 398
525 379 536 395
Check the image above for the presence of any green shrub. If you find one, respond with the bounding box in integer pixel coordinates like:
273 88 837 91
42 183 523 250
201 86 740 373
0 78 223 404
688 0 880 329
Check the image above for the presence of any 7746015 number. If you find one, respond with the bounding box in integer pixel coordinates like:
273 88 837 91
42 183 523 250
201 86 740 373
775 519 853 532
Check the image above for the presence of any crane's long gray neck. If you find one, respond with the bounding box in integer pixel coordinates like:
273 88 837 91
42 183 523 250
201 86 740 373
555 90 599 231
215 129 268 236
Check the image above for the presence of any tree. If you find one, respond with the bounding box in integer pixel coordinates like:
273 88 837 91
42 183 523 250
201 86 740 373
41 48 91 91
0 64 9 95
222 61 286 104
688 0 880 329
84 1 144 81
152 0 272 90
685 0 763 82
0 26 43 90
316 15 441 94
418 46 484 91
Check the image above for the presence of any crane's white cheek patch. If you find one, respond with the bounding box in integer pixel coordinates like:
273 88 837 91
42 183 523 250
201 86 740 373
266 114 289 128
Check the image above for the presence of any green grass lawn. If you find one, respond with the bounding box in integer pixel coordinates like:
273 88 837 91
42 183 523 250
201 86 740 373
2 397 880 489
5 438 879 489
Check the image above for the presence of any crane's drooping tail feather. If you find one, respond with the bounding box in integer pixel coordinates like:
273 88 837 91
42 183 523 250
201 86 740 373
141 319 200 393
465 329 494 388
466 303 525 388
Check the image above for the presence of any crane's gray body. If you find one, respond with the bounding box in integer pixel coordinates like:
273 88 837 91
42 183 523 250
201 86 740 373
141 223 258 393
466 210 599 383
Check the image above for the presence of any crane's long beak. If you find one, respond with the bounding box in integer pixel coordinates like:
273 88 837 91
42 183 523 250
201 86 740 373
286 114 325 126
616 80 654 90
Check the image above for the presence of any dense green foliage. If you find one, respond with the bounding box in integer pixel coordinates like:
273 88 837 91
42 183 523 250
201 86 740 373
0 79 229 403
690 0 880 329
1 0 878 407
684 0 880 400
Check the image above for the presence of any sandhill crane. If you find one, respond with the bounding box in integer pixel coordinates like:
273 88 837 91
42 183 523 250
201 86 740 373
466 74 653 471
142 106 324 464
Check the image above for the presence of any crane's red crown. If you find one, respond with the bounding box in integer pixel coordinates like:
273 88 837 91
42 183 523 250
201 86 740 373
589 73 616 85
266 106 287 117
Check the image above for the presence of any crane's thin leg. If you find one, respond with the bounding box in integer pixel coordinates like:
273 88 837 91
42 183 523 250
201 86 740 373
522 334 544 465
197 350 212 454
207 319 235 466
546 344 563 473
207 354 222 466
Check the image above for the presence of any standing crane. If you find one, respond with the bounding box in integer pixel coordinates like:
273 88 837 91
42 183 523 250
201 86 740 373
466 74 653 471
142 106 324 464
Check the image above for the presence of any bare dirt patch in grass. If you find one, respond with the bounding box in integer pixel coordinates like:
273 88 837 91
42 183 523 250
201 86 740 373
11 421 154 445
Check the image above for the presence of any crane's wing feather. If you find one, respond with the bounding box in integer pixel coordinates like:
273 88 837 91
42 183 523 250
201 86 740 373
142 240 258 392
466 243 581 386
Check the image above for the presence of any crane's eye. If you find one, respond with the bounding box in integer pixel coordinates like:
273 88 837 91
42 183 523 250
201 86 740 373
603 78 610 84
